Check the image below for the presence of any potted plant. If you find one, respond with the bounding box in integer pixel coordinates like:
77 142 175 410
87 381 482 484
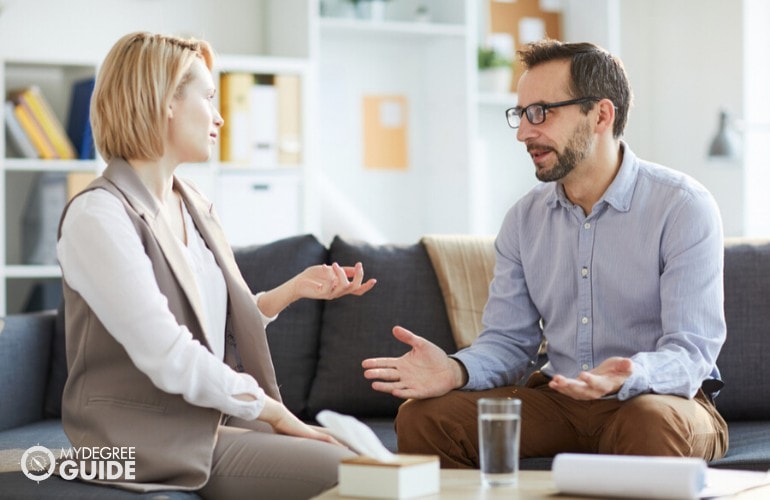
478 46 513 94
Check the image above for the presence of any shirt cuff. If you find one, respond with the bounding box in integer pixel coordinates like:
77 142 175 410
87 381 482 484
617 360 650 400
254 291 279 327
227 372 267 420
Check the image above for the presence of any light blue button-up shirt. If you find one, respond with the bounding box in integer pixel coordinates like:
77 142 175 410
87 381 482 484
454 143 725 400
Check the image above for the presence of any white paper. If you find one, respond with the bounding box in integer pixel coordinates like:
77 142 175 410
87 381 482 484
701 468 770 498
552 453 706 499
379 100 403 128
316 410 396 462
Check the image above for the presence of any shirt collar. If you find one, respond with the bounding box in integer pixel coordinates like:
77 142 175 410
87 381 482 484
545 141 638 213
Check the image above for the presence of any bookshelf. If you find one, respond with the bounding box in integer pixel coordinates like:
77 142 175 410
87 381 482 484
0 0 316 315
0 59 101 315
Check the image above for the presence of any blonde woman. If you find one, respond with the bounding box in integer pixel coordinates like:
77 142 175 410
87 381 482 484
57 32 374 499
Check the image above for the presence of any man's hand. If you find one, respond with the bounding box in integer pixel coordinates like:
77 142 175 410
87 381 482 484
362 326 466 400
548 357 633 400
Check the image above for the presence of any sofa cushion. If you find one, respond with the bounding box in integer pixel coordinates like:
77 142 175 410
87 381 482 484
715 239 770 421
0 312 55 432
421 234 496 349
234 234 328 419
307 236 456 418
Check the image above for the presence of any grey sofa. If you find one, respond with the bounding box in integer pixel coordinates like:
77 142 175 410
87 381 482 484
1 235 769 498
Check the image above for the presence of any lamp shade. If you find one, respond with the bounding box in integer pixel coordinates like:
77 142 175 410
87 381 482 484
708 110 741 159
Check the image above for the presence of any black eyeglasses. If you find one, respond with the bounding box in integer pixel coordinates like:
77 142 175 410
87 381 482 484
505 97 601 128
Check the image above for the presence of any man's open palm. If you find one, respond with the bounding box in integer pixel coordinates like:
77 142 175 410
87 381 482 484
362 326 464 400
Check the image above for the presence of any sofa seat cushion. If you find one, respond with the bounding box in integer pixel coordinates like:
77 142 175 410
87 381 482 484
308 237 457 418
234 234 328 419
716 239 770 421
0 420 200 498
709 421 770 471
0 472 201 499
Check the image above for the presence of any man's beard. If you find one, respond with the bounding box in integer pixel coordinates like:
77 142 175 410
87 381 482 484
534 120 592 182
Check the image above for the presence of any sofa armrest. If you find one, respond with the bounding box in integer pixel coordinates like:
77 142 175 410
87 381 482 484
0 310 57 432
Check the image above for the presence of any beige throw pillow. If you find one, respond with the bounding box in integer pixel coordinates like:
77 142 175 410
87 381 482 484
421 235 497 349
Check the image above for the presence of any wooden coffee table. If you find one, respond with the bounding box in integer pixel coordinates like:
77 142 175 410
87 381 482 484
316 468 770 499
315 469 564 499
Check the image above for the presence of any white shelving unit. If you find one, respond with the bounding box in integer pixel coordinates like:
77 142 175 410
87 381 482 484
0 0 317 315
0 58 101 315
314 0 478 243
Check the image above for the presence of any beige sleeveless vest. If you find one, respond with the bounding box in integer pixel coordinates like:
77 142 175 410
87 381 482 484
57 158 280 491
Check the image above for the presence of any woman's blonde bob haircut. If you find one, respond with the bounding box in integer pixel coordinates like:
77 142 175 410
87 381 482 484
91 32 214 162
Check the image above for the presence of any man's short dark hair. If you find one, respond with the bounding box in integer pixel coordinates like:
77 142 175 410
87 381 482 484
518 39 633 138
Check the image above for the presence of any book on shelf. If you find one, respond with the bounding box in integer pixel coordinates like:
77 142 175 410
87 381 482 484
4 100 40 158
22 171 68 265
66 171 97 200
7 86 77 159
250 83 278 167
219 72 300 168
275 75 302 165
7 98 58 159
66 77 96 160
219 72 254 164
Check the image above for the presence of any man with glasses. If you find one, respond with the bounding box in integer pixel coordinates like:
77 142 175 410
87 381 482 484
363 39 728 466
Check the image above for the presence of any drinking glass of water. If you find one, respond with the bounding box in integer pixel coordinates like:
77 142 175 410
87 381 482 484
477 397 521 487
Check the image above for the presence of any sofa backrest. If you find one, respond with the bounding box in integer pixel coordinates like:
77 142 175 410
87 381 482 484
306 236 456 419
234 234 328 419
235 234 457 421
715 238 770 421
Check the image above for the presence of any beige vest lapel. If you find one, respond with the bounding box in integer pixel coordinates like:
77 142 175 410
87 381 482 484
102 160 211 350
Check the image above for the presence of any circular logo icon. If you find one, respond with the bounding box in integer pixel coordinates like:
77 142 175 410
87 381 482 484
21 445 56 483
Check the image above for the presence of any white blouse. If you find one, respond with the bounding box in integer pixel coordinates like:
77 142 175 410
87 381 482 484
57 188 274 421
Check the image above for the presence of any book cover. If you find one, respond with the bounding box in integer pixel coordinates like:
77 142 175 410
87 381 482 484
4 100 39 158
10 99 57 159
219 72 255 163
16 86 76 159
66 77 96 159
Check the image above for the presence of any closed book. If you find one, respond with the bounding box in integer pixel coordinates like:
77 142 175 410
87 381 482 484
219 72 254 163
274 75 302 165
14 86 76 159
66 77 96 159
249 84 278 167
338 455 439 499
4 100 39 158
10 99 57 159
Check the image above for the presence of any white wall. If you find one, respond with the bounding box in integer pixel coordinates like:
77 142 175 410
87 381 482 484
617 0 744 237
562 0 745 237
0 0 270 61
743 0 770 237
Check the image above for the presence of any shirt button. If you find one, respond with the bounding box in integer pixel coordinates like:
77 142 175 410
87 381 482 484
581 317 589 324
581 267 589 277
584 222 591 229
582 364 590 370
